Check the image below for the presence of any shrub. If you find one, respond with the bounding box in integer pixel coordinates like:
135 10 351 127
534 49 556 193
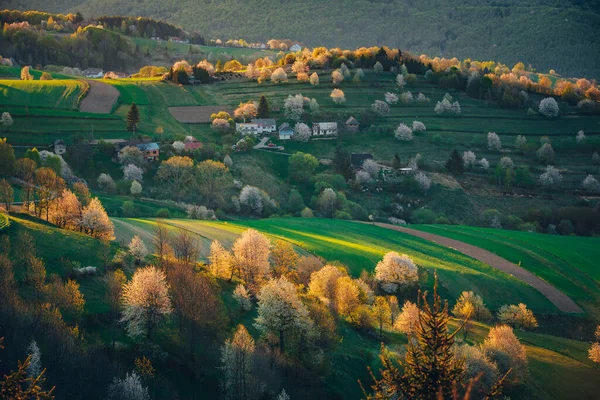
536 143 555 164
411 208 436 224
155 208 170 218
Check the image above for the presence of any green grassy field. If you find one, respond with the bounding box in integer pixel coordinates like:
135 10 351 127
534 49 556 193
410 225 600 318
108 216 600 399
111 217 558 313
0 213 9 229
0 65 74 80
0 79 86 109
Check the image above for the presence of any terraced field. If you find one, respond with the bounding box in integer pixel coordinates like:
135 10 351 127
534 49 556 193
410 224 600 318
0 79 87 109
112 217 559 313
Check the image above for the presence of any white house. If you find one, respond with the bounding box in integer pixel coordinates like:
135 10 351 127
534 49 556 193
289 44 302 52
312 122 338 137
83 68 104 78
236 119 277 135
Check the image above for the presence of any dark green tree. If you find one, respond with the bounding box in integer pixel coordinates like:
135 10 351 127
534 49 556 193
286 189 305 214
332 144 353 180
257 95 270 118
192 66 210 83
0 138 15 176
126 103 140 133
392 153 402 170
362 274 509 400
444 149 464 175
25 148 41 167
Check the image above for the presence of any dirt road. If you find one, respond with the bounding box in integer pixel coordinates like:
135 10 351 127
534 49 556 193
368 222 583 313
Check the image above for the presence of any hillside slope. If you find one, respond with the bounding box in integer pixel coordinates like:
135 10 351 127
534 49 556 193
8 0 600 79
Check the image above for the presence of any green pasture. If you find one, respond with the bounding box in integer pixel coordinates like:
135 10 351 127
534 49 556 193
111 217 557 313
0 65 74 80
0 79 86 109
411 224 600 318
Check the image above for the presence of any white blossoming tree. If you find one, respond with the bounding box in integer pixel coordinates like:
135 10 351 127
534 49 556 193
375 252 419 293
415 172 431 194
396 74 406 90
128 235 148 263
394 300 419 336
283 94 305 121
270 67 288 83
309 72 319 85
233 284 253 311
294 122 311 142
463 151 477 168
232 229 271 292
371 100 390 116
107 372 150 400
395 123 413 141
487 132 501 151
255 276 312 353
583 175 600 193
123 164 143 182
384 92 399 104
330 89 346 104
412 121 426 132
121 266 172 339
539 97 559 118
331 69 344 85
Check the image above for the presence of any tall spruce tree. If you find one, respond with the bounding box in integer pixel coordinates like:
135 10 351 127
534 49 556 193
445 149 464 175
332 144 353 179
362 274 509 400
126 103 140 133
257 95 270 118
392 153 402 170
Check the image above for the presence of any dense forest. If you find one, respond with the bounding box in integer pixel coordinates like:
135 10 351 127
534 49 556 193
6 0 600 79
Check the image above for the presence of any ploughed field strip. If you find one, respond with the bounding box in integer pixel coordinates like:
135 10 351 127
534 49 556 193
79 80 120 113
370 222 583 314
168 105 232 123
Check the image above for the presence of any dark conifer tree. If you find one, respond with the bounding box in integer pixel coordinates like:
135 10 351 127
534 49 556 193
332 144 353 180
257 95 270 118
392 153 402 170
126 103 140 133
445 149 464 175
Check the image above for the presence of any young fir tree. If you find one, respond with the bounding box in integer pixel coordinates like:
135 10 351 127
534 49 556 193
392 153 402 170
257 95 270 118
332 143 353 179
126 103 140 133
362 274 509 400
445 149 464 175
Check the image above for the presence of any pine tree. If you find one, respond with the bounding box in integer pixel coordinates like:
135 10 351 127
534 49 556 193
332 144 353 179
445 149 464 175
126 103 140 133
392 153 402 170
362 274 509 400
257 95 270 118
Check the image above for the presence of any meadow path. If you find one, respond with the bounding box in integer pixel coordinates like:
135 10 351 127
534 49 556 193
79 80 120 113
368 222 583 313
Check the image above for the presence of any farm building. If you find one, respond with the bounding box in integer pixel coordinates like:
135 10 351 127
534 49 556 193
345 116 360 132
83 68 104 78
351 153 373 169
236 118 277 135
184 139 202 151
278 123 294 140
312 122 338 137
136 142 160 162
51 139 66 155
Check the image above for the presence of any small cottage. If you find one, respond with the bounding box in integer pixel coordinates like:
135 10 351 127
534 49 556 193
136 142 160 162
345 116 360 132
278 123 294 140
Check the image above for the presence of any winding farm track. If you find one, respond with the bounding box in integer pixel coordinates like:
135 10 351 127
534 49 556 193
79 80 120 113
367 222 583 314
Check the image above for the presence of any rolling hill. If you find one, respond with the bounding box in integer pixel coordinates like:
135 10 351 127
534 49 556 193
7 0 600 79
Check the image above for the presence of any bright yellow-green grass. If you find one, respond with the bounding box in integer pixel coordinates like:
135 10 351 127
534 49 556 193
3 215 118 313
112 217 558 313
111 216 600 399
411 225 600 318
0 213 9 229
0 79 86 109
